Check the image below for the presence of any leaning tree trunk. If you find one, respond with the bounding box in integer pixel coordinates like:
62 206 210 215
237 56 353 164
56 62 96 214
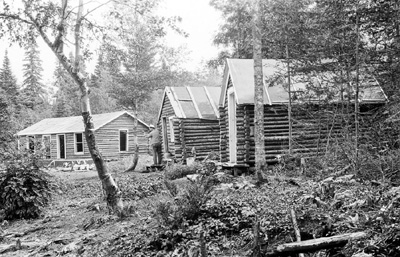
27 0 124 216
124 104 139 172
252 0 266 180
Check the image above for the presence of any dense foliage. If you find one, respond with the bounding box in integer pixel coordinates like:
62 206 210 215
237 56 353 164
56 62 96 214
0 152 53 220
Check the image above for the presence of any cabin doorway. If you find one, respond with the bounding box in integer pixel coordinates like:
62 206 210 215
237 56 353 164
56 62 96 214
161 117 169 153
228 88 237 163
57 134 66 159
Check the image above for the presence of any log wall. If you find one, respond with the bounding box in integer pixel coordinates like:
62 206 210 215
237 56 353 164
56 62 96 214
175 118 220 161
158 92 221 162
157 94 176 157
219 75 378 165
219 78 231 163
241 103 371 164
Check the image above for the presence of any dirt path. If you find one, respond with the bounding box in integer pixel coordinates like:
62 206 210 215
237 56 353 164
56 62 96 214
1 164 160 257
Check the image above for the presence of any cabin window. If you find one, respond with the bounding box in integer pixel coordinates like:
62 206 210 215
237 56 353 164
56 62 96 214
169 117 175 142
27 136 35 152
75 133 84 154
42 135 51 159
119 130 128 152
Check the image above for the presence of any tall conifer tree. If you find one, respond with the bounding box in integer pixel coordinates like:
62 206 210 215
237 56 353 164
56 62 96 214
0 50 19 106
21 41 44 109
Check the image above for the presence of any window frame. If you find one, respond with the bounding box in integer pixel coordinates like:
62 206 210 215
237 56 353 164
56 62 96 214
26 135 35 152
74 133 84 155
119 129 129 152
42 135 51 158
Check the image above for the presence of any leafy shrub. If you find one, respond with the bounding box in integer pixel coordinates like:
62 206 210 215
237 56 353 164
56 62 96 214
0 154 53 220
116 175 164 200
154 175 215 229
179 175 215 220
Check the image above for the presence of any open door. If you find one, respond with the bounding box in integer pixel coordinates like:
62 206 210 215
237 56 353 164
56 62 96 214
228 88 237 163
57 134 66 159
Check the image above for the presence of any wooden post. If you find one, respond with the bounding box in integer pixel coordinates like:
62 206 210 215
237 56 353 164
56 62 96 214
200 228 207 257
179 120 187 164
252 216 262 257
289 208 304 257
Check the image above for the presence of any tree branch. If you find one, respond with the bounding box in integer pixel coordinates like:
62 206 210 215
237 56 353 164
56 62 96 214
82 0 113 19
0 13 34 25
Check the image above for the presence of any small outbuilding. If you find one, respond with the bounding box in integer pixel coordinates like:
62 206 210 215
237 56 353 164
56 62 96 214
16 111 150 161
157 86 221 161
219 58 387 165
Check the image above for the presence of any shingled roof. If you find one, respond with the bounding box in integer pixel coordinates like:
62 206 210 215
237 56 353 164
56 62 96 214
220 58 387 106
159 86 221 120
17 111 149 136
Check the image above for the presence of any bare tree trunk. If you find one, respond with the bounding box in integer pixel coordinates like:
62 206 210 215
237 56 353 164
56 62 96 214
125 102 139 172
27 0 124 216
252 0 266 180
354 5 360 174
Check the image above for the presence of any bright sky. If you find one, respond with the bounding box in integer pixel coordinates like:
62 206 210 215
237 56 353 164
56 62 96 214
0 0 222 86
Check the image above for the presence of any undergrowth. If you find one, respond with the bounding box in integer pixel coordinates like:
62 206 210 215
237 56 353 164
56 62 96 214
0 151 54 220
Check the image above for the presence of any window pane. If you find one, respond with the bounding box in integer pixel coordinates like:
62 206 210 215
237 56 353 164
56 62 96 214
120 130 127 151
76 143 83 152
75 133 83 153
173 87 191 100
179 101 198 118
28 136 35 151
76 133 83 143
190 87 216 119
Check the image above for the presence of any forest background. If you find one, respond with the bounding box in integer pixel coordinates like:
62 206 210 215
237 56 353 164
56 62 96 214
1 0 400 152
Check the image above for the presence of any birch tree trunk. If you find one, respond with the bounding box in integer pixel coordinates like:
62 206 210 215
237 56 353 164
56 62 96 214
26 0 124 215
124 102 139 172
252 0 266 179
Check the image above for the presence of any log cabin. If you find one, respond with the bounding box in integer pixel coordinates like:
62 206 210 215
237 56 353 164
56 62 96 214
219 58 387 165
16 111 150 161
157 86 221 162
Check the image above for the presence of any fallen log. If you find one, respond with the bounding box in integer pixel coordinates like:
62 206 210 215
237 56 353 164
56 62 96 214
265 232 367 256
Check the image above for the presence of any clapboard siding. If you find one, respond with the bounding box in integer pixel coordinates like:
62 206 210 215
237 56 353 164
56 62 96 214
20 113 149 161
95 113 149 159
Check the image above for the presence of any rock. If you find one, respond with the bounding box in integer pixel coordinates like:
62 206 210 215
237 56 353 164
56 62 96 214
62 241 80 254
215 183 233 193
335 174 357 184
187 174 201 182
